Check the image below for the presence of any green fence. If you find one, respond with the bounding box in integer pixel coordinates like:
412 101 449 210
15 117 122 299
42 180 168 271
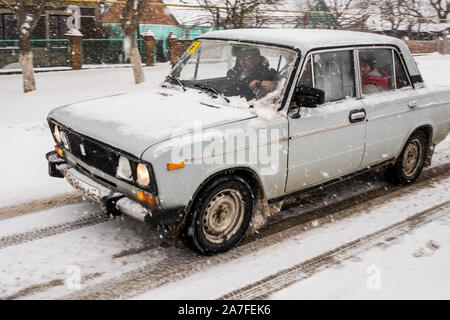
0 39 70 69
82 39 146 65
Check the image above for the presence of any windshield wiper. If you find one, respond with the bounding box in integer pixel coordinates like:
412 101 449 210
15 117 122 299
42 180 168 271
166 75 186 91
194 83 230 103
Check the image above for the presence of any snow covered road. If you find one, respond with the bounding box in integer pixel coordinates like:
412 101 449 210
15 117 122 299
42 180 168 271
0 155 449 299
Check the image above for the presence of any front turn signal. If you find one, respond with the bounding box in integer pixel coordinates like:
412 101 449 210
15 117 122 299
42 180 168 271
167 161 185 171
136 190 158 206
55 145 64 158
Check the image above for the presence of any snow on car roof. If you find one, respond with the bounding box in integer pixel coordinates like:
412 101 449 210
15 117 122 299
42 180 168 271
200 29 396 50
199 29 421 76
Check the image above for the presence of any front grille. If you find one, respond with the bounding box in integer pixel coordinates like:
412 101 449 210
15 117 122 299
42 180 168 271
63 129 118 177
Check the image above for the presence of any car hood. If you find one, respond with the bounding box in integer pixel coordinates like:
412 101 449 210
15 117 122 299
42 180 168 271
48 88 256 157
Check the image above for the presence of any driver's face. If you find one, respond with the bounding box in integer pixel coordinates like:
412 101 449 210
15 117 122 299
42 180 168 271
239 51 260 76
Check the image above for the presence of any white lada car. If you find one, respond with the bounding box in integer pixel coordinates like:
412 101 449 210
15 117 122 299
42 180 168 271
46 29 450 254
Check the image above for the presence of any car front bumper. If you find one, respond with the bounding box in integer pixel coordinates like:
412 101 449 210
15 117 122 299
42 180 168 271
46 150 185 225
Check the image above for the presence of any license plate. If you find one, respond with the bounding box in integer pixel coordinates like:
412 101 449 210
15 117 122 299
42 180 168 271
65 170 101 201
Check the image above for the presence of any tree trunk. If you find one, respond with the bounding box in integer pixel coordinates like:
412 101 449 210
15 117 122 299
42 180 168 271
125 34 145 84
19 38 36 93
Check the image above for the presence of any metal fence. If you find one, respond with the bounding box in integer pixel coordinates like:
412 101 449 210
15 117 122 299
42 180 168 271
82 39 146 65
0 38 154 69
0 39 70 69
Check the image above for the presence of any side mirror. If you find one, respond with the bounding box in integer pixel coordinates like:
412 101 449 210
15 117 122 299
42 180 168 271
294 85 325 108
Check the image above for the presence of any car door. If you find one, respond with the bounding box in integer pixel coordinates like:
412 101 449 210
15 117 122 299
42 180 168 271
286 49 367 193
358 47 420 167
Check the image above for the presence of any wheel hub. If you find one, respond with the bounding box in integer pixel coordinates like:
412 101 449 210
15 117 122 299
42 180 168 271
203 189 245 244
402 138 423 177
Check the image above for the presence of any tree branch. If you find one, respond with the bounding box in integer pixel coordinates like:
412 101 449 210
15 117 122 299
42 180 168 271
0 0 16 12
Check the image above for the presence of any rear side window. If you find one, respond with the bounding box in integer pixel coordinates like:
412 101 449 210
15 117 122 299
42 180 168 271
359 48 394 95
312 50 355 103
394 52 411 90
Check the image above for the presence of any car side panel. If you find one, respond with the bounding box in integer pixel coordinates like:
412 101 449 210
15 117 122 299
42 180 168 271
415 87 450 145
141 116 289 210
361 89 421 167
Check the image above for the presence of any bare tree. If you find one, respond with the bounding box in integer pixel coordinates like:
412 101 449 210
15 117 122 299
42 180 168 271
0 0 58 93
299 0 372 30
375 0 430 38
376 0 449 38
120 0 146 84
428 0 450 20
195 0 281 29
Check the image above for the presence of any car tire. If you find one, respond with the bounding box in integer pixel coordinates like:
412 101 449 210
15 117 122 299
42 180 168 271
181 176 254 255
384 131 427 185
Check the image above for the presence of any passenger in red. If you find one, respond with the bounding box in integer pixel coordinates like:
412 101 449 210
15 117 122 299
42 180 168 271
360 54 389 94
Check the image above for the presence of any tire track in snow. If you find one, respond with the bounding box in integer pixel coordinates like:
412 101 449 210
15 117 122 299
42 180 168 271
218 200 450 300
0 213 110 249
61 162 450 300
0 192 82 220
3 272 103 300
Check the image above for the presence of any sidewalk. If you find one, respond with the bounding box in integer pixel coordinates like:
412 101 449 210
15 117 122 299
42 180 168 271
0 63 171 208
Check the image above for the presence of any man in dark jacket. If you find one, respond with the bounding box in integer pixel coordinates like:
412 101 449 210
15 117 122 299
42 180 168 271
225 47 278 100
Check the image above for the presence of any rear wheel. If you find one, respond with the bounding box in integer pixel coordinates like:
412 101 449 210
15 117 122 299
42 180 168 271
385 131 427 185
181 176 253 255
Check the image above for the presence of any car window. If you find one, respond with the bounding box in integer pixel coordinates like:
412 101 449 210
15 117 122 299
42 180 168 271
359 48 394 95
179 44 294 81
394 51 411 90
298 57 313 87
311 50 355 103
173 40 297 107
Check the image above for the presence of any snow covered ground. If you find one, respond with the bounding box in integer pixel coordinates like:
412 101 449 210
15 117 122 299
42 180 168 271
270 213 450 299
0 54 449 300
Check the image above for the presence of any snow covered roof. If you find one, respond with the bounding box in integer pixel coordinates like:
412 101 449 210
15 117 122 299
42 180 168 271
160 0 300 27
200 28 398 50
161 0 212 26
198 28 421 76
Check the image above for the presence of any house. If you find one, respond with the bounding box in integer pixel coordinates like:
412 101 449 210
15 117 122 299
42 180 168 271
101 0 211 61
0 1 101 40
0 0 212 62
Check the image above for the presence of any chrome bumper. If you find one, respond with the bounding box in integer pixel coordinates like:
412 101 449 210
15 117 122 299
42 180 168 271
46 150 184 225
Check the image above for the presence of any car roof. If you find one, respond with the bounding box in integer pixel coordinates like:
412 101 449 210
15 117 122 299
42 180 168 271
198 29 421 77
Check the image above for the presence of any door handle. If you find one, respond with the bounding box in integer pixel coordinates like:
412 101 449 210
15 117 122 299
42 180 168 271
408 100 418 108
349 109 366 123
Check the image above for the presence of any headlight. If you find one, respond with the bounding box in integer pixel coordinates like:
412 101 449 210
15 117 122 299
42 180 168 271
60 130 69 149
136 163 150 187
53 125 62 144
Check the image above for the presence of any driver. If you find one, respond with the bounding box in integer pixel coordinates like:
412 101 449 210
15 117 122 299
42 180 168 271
225 46 278 100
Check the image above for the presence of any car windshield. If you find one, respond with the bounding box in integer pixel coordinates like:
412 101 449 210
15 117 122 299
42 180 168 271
168 40 297 108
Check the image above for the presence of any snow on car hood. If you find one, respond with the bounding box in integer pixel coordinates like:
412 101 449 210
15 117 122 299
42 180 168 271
49 88 256 157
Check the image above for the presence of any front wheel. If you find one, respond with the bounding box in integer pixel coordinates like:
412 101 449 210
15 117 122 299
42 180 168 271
384 131 427 185
181 176 254 255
